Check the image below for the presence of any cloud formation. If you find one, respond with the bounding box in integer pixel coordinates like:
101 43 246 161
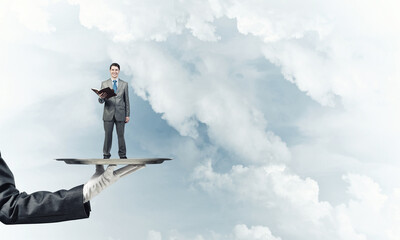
1 1 399 240
147 224 282 240
68 0 220 42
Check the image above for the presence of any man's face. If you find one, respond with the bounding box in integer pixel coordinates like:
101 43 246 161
110 66 120 79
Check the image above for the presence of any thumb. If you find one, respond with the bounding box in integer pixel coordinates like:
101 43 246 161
114 165 145 178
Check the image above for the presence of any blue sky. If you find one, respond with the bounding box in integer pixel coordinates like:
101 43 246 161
1 0 400 239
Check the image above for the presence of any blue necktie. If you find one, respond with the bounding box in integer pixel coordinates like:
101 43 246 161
113 80 117 93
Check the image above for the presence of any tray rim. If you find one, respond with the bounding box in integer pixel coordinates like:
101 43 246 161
55 158 172 165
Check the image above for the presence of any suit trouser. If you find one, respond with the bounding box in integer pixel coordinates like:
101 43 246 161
103 116 126 158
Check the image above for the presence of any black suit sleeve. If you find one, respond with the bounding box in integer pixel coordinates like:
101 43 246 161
0 153 91 224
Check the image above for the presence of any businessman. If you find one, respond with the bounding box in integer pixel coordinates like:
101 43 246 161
0 151 142 224
98 63 130 160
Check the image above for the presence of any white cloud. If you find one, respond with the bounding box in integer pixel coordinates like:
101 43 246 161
344 174 387 212
234 224 281 240
2 1 400 240
192 160 400 239
148 230 162 240
145 224 281 240
193 160 332 226
334 174 389 239
183 0 220 41
0 1 107 171
108 41 290 164
0 0 55 34
68 0 221 42
218 0 400 110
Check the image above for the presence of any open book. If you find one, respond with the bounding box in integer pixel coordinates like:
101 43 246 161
91 87 116 99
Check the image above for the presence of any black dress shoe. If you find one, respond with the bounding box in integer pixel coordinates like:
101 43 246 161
120 156 127 159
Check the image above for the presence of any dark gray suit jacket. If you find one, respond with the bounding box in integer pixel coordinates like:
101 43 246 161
98 79 130 122
0 153 91 224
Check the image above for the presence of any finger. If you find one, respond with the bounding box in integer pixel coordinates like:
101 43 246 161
114 164 145 177
91 165 105 179
114 164 143 177
106 165 116 174
120 165 145 177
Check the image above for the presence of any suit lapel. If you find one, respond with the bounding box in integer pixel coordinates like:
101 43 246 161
105 79 112 89
117 80 124 94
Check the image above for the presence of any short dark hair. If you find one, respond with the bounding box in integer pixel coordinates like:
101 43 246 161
110 63 120 70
